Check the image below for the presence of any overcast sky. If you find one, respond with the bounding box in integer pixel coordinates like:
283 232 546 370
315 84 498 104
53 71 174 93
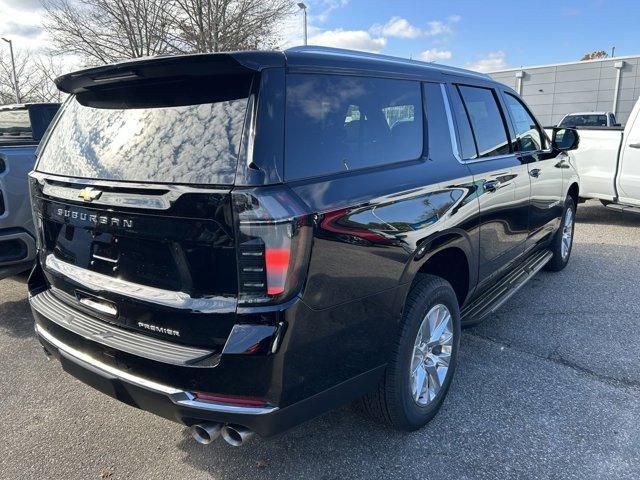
1 0 639 73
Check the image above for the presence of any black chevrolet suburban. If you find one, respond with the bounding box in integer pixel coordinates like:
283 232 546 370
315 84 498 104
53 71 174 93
28 47 580 446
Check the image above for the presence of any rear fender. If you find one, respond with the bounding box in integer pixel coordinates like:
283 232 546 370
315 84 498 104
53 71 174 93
394 229 476 315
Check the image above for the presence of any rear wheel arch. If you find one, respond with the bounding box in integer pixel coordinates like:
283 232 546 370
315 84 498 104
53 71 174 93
414 247 470 308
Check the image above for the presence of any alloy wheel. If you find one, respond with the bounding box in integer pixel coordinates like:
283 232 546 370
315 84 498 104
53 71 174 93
561 207 574 260
409 304 453 406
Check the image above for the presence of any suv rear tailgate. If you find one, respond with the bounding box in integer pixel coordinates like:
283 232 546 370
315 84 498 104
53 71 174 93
31 175 238 350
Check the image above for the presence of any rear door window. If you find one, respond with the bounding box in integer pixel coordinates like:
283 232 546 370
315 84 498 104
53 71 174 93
449 86 478 160
457 85 511 158
285 74 423 180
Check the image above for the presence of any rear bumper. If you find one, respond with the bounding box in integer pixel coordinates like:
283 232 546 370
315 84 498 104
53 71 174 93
34 323 288 436
33 307 385 438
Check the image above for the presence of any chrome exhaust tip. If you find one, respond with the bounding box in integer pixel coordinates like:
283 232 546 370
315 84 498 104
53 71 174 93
190 422 222 445
221 424 254 447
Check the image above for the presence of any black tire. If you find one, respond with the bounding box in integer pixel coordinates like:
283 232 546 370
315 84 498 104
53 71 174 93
357 274 461 431
546 196 576 272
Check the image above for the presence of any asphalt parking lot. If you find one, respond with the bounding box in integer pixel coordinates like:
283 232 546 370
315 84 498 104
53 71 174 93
1 199 639 480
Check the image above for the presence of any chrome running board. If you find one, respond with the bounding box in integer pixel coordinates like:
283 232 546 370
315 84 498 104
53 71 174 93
461 249 553 326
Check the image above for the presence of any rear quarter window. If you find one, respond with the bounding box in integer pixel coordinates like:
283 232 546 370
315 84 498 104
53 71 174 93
284 74 424 180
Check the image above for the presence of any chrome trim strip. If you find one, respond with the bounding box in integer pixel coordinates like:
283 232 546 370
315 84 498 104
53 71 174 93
36 323 181 394
42 182 173 210
31 171 231 194
91 254 118 264
35 323 279 415
440 83 463 163
174 398 278 415
45 254 237 314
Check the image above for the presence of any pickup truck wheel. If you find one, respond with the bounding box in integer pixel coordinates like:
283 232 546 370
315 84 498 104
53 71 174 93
357 275 460 431
546 197 576 272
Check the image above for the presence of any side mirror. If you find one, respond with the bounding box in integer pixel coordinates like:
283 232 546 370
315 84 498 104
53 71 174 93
552 127 579 152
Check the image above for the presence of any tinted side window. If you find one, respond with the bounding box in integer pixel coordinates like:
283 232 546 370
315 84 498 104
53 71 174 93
458 85 510 158
503 93 543 152
30 105 60 141
449 86 478 160
285 74 423 180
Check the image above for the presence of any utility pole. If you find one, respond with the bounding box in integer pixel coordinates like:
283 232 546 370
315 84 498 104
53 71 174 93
1 37 21 103
297 3 308 46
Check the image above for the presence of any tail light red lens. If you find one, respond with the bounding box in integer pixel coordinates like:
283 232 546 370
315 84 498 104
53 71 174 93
232 186 313 305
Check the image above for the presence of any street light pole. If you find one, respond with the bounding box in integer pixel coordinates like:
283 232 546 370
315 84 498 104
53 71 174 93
297 3 308 46
1 37 20 103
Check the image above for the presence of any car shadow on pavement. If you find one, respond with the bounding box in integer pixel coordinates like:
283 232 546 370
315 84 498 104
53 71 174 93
0 274 34 339
0 296 34 339
576 202 640 227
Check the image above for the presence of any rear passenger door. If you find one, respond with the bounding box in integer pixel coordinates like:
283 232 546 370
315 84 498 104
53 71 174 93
500 91 564 251
447 83 530 288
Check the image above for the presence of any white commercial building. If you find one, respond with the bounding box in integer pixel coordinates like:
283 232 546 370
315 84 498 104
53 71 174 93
489 55 640 126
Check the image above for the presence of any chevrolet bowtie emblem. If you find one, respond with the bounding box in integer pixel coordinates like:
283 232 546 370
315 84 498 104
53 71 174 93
77 187 103 202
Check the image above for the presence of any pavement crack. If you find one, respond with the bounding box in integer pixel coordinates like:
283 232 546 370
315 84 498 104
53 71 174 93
465 331 640 392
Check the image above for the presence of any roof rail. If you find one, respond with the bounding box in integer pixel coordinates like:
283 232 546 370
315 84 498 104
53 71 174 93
285 45 491 79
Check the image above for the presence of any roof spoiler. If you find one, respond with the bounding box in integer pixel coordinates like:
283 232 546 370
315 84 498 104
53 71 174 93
55 51 285 94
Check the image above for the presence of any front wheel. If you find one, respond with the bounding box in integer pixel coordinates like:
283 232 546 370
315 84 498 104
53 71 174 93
357 275 461 430
546 196 576 272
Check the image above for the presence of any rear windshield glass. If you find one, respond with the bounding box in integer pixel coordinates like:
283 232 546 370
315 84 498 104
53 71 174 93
37 76 251 185
559 114 607 128
0 109 32 140
285 74 423 180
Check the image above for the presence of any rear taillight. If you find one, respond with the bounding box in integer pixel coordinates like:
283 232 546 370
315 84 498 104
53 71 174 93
232 186 313 305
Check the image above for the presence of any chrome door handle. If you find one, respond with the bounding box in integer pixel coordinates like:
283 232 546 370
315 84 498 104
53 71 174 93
529 168 542 178
629 143 640 149
484 180 501 192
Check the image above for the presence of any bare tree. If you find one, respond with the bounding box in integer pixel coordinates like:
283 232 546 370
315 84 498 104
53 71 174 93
41 0 294 65
173 0 293 53
42 0 177 65
0 48 66 104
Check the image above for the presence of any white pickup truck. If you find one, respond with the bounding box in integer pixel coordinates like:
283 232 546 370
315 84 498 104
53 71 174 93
547 99 640 214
